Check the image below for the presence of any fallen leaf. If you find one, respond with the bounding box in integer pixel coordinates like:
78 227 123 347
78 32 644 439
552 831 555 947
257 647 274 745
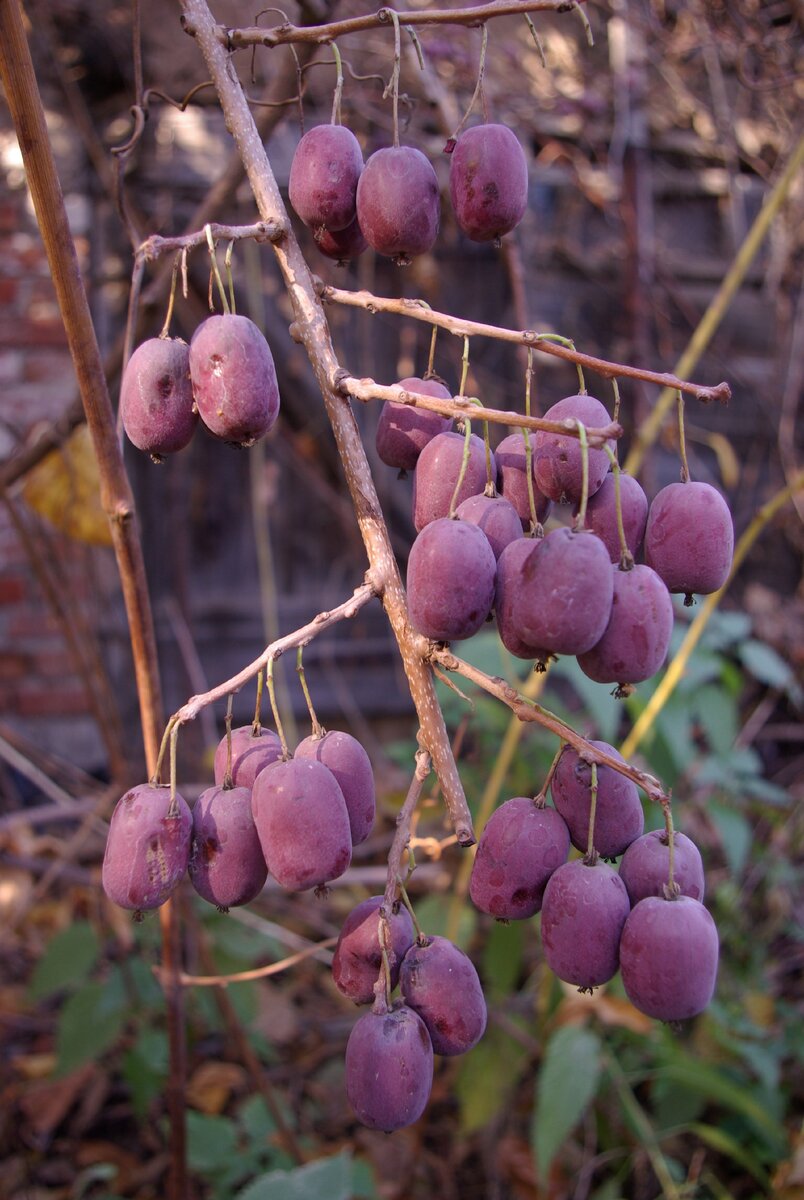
186 1060 248 1114
18 1063 97 1141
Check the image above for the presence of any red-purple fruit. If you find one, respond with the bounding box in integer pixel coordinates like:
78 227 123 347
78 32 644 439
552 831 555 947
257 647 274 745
469 797 570 918
644 481 734 604
375 377 452 471
579 472 648 562
619 895 719 1020
345 1004 433 1130
102 783 191 912
578 564 674 692
356 146 440 264
251 758 351 891
551 741 644 860
288 124 363 233
120 337 197 460
189 314 280 447
513 527 614 657
449 124 528 243
619 830 705 906
188 783 267 909
455 492 523 560
533 395 614 504
494 538 550 662
540 859 631 989
213 725 283 790
295 730 375 846
495 433 552 528
315 216 368 264
332 895 416 1004
399 935 487 1055
407 517 496 642
413 430 492 531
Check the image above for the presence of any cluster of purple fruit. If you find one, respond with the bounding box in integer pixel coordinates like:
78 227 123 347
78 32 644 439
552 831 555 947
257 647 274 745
288 121 529 265
101 720 375 915
470 744 719 1023
120 312 280 460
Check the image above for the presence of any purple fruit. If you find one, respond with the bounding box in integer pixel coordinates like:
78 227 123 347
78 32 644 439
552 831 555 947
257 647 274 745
315 216 367 263
251 758 351 891
399 935 487 1055
494 538 550 661
495 433 552 528
120 337 197 459
619 830 705 906
644 481 734 603
375 377 452 471
579 472 648 563
533 395 614 504
513 526 614 656
188 783 267 909
578 564 674 690
102 783 191 912
288 123 363 233
551 741 644 860
540 859 631 989
332 895 416 1004
469 797 570 918
413 430 492 531
295 730 375 846
213 725 283 790
407 517 496 642
455 492 523 560
345 1004 433 1130
356 146 440 264
619 895 719 1020
189 314 280 447
449 124 528 242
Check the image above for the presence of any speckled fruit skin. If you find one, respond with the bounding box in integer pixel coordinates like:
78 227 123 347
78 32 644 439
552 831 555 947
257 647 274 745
494 539 549 661
120 337 197 458
551 741 644 860
213 725 283 790
332 895 416 1004
315 216 367 263
578 564 674 687
619 830 705 906
288 124 363 232
449 124 528 242
540 859 631 989
345 1004 433 1131
513 527 614 657
495 433 552 528
189 314 280 447
188 784 267 908
251 758 351 891
102 783 191 912
620 895 719 1020
399 935 487 1055
580 472 648 562
295 730 376 846
407 517 497 642
469 797 570 918
455 493 523 560
356 146 440 263
375 377 452 471
533 395 614 504
644 481 734 598
413 431 493 531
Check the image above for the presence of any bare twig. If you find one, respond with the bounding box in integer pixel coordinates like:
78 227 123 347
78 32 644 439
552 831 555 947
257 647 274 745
174 935 338 986
137 220 286 263
381 745 432 915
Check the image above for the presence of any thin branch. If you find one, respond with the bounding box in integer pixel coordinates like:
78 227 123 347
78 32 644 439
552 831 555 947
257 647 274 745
174 935 338 986
137 220 286 263
381 745 431 915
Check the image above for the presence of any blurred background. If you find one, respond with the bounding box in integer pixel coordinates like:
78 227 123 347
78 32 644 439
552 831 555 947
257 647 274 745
0 1 801 1198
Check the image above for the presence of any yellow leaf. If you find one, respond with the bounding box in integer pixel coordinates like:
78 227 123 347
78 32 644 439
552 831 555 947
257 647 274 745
22 425 112 546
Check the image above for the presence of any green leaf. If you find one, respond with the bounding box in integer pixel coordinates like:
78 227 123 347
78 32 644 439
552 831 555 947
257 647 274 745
687 1122 769 1184
235 1150 352 1200
414 894 476 951
455 1025 527 1133
708 802 752 877
689 685 738 756
237 1095 277 1145
532 1026 602 1181
56 974 127 1074
552 656 621 745
122 1028 169 1120
29 921 99 1000
653 1058 787 1155
482 918 524 1000
186 1112 239 1175
739 639 801 699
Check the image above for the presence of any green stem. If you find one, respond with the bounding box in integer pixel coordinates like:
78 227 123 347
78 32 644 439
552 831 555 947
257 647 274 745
396 877 425 940
251 669 264 736
523 14 546 67
448 416 473 518
168 722 180 815
572 420 590 530
384 9 402 149
223 692 234 790
205 225 230 314
450 23 488 141
159 254 180 339
296 645 324 737
523 348 541 535
663 803 677 897
533 740 564 806
267 656 290 759
153 715 178 786
329 40 343 124
584 761 598 862
677 390 690 483
224 239 237 314
604 444 633 569
611 377 621 428
424 325 438 379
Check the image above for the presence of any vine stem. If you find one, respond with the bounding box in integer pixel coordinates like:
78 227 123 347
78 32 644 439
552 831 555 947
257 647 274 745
173 935 338 986
381 745 432 918
604 444 633 570
329 40 343 124
450 23 488 141
449 417 473 518
297 645 324 737
584 761 598 863
572 420 590 530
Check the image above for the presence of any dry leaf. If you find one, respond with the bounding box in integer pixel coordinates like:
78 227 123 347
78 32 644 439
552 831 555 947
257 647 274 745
18 1063 97 1140
186 1060 247 1114
22 425 111 547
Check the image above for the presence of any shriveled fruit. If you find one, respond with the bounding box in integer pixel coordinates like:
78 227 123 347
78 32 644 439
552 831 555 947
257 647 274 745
469 797 570 918
551 741 644 860
533 395 614 504
251 758 351 890
375 377 451 471
315 216 367 263
189 314 280 447
413 430 492 531
580 472 648 562
120 336 197 460
213 725 283 790
345 1004 433 1130
332 895 416 1004
102 783 191 912
399 935 487 1055
407 517 496 642
295 729 375 846
288 123 363 233
619 830 705 906
644 481 733 603
356 146 440 264
620 895 719 1020
455 492 522 560
578 564 674 691
540 859 630 989
449 124 528 243
188 783 267 909
513 527 614 657
495 433 552 528
494 538 550 661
